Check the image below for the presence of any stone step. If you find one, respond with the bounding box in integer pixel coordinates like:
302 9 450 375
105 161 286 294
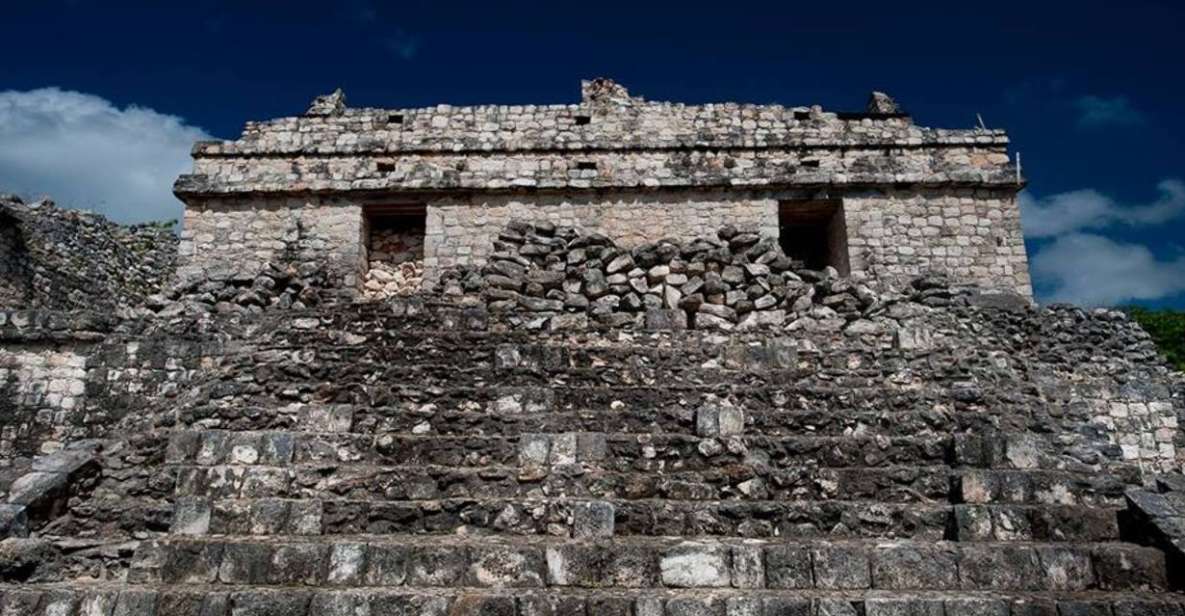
181 403 986 438
169 496 950 539
185 382 1007 417
212 364 814 394
127 536 1169 594
165 430 952 470
171 463 952 502
954 469 1135 507
5 585 1185 616
953 504 1121 542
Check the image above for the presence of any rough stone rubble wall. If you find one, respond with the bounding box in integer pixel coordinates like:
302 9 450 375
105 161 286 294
362 217 426 298
0 217 30 306
0 196 178 311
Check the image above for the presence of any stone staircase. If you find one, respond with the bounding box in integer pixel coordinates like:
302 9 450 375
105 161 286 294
3 303 1182 614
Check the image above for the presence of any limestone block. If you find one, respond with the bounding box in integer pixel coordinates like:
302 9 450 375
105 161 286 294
466 546 545 588
871 545 958 589
218 543 272 585
572 501 615 539
811 546 871 589
364 544 408 586
660 542 730 588
407 546 467 586
764 545 812 589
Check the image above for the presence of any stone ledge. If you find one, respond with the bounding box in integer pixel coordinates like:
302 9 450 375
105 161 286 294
1125 474 1185 589
3 442 101 538
0 309 117 342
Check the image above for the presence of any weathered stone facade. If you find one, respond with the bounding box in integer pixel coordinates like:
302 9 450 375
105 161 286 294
174 79 1031 296
0 195 177 312
2 81 1184 614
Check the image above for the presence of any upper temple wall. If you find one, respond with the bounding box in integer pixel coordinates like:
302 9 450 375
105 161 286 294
171 80 1031 297
174 80 1020 197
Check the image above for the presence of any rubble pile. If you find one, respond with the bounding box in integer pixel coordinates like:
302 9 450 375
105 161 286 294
146 261 329 317
439 220 890 330
363 226 425 299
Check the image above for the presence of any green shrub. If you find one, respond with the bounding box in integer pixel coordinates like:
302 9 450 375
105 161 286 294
1125 307 1185 372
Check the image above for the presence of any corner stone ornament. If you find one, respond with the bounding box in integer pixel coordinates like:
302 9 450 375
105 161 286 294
306 87 347 116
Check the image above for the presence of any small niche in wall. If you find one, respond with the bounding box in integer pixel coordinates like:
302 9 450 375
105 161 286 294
377 162 396 173
361 204 426 300
794 110 811 121
574 115 592 126
387 113 404 125
778 200 850 275
576 161 598 171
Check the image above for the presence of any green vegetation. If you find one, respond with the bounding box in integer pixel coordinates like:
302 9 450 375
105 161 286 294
1126 307 1185 372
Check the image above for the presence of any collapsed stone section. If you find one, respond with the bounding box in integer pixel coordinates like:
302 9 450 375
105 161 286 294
148 261 331 317
439 220 914 332
0 194 177 312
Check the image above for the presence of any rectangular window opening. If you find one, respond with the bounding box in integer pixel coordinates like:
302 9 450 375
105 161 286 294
377 162 396 173
778 200 850 275
793 110 811 121
362 204 426 299
387 113 404 125
574 115 592 126
576 161 597 171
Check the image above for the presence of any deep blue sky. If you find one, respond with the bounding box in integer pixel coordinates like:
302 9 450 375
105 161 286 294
1 1 1183 307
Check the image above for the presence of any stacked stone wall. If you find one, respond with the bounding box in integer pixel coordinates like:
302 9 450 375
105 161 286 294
0 311 211 494
362 216 426 298
0 217 30 306
844 187 1031 294
179 187 1030 297
178 196 365 291
181 145 1014 196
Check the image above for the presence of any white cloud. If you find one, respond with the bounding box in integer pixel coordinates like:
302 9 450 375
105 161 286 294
1020 179 1185 238
1074 95 1145 128
1031 233 1185 306
0 87 211 224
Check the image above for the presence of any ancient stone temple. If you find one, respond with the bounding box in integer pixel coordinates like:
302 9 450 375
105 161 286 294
174 79 1032 300
2 82 1185 615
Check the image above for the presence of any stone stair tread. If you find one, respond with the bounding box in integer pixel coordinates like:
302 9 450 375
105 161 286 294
177 495 959 507
150 534 1149 548
171 496 951 538
171 462 953 502
4 583 1184 600
125 535 1170 593
166 430 951 469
